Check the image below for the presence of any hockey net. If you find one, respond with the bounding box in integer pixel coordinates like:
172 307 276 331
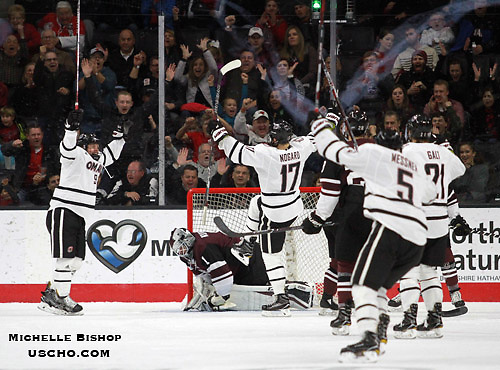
187 187 330 306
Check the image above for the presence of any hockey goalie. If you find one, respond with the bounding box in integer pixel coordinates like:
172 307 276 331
169 228 313 311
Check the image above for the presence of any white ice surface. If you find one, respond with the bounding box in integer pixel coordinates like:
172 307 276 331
1 302 499 370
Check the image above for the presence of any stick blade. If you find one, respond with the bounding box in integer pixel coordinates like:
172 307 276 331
220 59 241 75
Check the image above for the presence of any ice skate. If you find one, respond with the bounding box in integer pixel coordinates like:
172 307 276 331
388 292 402 311
417 302 443 338
377 313 390 355
338 331 380 363
330 306 351 335
38 283 83 316
318 294 338 316
393 303 418 339
443 290 468 317
262 294 291 317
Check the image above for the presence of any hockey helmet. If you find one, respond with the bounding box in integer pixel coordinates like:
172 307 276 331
375 129 403 150
169 228 196 257
347 109 369 137
411 124 434 142
405 114 431 141
269 119 293 146
77 133 101 160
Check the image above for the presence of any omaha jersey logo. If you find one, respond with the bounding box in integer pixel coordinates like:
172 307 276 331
87 219 147 273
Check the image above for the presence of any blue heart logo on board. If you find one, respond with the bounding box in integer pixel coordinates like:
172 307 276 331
86 219 148 273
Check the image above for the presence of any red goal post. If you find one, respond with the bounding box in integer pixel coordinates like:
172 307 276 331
187 187 330 305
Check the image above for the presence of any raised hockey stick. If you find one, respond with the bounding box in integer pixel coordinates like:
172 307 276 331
313 0 325 111
202 59 242 225
214 216 335 238
321 57 358 151
74 0 81 110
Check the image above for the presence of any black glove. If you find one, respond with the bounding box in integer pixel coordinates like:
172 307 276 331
450 215 472 236
207 118 221 136
302 212 325 234
65 109 83 131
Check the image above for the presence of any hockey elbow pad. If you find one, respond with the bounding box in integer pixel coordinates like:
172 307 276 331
450 215 472 236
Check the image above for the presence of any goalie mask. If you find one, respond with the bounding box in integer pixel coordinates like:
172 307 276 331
169 228 196 258
269 120 293 146
375 129 403 150
77 133 101 160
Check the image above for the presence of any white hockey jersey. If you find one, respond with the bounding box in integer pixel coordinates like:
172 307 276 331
49 130 125 219
314 128 437 246
218 135 316 223
402 142 465 238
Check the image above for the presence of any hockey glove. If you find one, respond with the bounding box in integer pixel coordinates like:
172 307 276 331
310 118 333 136
301 212 325 234
450 215 472 236
212 126 229 143
65 109 84 131
112 122 124 139
231 237 257 266
207 118 220 136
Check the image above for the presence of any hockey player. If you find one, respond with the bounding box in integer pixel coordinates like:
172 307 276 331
392 119 466 339
302 110 374 334
38 110 125 315
310 117 438 363
170 228 264 310
211 120 316 316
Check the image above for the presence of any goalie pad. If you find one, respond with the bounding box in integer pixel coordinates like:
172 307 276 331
229 282 313 311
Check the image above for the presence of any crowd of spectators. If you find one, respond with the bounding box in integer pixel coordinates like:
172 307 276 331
1 0 500 207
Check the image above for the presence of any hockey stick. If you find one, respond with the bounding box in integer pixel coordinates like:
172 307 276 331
202 59 242 224
75 0 81 110
321 57 358 150
442 305 468 317
214 216 334 238
313 0 325 111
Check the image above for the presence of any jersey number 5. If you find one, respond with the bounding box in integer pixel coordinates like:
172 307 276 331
397 168 414 203
280 162 300 192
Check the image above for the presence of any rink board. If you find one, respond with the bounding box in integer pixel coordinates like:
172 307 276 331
0 207 499 302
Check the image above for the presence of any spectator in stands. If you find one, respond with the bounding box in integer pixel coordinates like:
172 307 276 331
451 142 489 203
222 164 255 188
176 112 224 162
266 90 294 128
439 58 474 110
392 26 438 79
343 51 394 125
164 28 182 68
105 160 158 205
223 49 265 108
31 172 59 206
247 27 276 69
423 80 465 142
165 163 206 205
11 62 38 120
37 1 86 53
383 110 402 133
280 25 317 95
470 86 500 142
174 38 217 109
33 50 74 146
78 46 117 135
289 0 317 45
430 111 457 147
374 28 396 75
128 52 154 105
383 84 416 127
268 58 305 108
0 123 57 203
0 173 19 206
234 108 271 145
0 34 28 88
32 29 76 76
420 11 455 56
176 144 228 186
0 106 26 145
7 4 40 57
106 29 146 88
396 50 436 111
143 128 179 175
256 0 288 48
